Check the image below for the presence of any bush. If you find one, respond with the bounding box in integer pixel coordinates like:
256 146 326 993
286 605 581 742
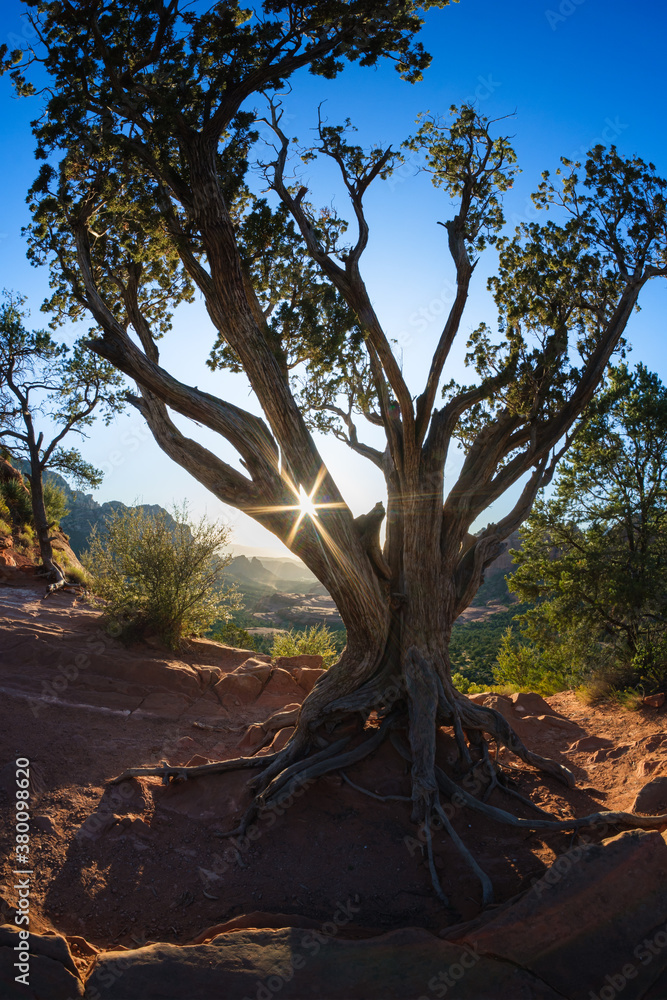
43 482 70 527
83 503 241 649
209 620 259 651
270 624 339 668
16 527 35 549
493 628 580 696
0 479 32 527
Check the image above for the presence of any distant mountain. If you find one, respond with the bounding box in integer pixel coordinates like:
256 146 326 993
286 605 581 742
39 470 185 557
225 555 278 586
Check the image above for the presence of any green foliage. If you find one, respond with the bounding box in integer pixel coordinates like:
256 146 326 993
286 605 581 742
55 548 90 586
0 479 32 527
16 527 35 548
507 364 667 695
42 482 69 527
83 504 241 649
270 624 339 668
450 672 489 696
449 607 526 686
209 620 259 652
0 289 124 501
493 626 587 696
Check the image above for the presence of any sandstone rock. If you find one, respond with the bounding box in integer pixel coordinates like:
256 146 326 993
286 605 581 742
568 735 615 753
292 666 324 693
263 726 295 753
455 829 667 1000
233 658 272 684
237 723 267 752
261 666 302 697
637 758 663 777
0 927 83 999
185 754 211 767
84 926 562 999
184 637 270 669
0 552 16 567
275 654 324 671
213 671 263 706
467 691 492 704
644 691 666 709
511 691 554 715
632 776 667 815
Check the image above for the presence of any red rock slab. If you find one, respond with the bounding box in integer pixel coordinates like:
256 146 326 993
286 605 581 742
455 829 667 1000
84 926 563 1000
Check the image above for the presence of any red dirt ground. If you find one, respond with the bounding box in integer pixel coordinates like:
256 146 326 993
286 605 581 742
1 567 666 979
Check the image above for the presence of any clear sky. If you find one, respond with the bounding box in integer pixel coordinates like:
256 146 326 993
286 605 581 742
1 0 666 556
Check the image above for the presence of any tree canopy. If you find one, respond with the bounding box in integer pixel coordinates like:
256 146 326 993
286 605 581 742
0 289 125 578
501 363 667 695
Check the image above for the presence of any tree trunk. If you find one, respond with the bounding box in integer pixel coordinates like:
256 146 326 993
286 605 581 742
27 453 62 582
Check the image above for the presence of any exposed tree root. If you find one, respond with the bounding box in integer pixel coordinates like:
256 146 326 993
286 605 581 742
109 751 282 785
108 643 667 910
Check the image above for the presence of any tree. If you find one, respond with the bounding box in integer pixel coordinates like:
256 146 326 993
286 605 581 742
4 1 667 901
0 291 125 582
500 363 667 695
83 503 241 648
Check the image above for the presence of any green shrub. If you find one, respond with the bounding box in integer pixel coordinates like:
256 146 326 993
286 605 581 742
83 503 241 649
55 549 91 587
209 620 259 651
450 672 489 696
0 479 32 527
493 628 578 696
270 624 339 668
43 482 70 527
16 527 35 549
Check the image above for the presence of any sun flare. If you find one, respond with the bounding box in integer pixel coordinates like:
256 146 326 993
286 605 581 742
298 484 319 520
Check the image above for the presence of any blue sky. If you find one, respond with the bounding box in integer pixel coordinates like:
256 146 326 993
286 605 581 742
1 0 666 556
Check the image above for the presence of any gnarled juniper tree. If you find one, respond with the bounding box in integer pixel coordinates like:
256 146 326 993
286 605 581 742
5 0 667 902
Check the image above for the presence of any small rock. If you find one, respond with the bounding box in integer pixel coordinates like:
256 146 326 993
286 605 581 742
292 666 324 693
632 776 667 816
643 692 666 709
636 758 662 778
32 815 57 836
214 671 263 706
